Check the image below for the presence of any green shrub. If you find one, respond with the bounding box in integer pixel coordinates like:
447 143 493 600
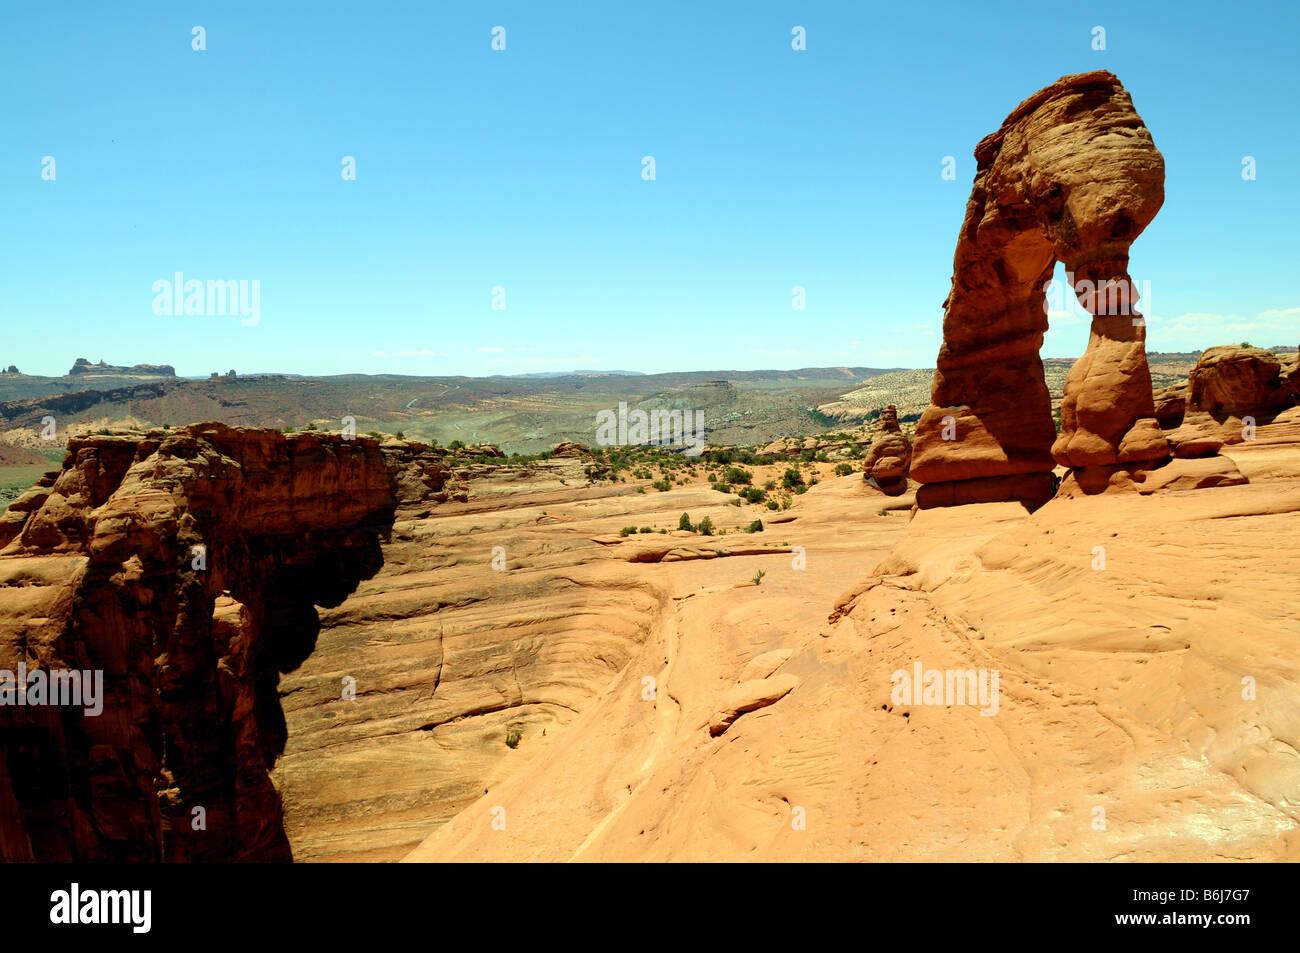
678 512 694 532
723 466 753 485
744 519 763 533
505 729 522 749
751 569 766 585
652 478 671 492
619 526 637 537
697 516 715 536
639 526 653 534
834 462 855 476
781 467 804 489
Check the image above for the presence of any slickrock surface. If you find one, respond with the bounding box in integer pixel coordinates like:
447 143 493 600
5 413 1298 862
0 424 402 861
401 417 1300 861
271 458 903 860
913 71 1168 507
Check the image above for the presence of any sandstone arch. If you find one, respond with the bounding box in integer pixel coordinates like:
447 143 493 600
911 71 1169 508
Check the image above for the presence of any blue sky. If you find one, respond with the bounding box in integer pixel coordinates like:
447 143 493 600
2 0 1297 378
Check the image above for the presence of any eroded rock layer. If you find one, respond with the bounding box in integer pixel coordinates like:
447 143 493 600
912 70 1168 506
0 424 403 861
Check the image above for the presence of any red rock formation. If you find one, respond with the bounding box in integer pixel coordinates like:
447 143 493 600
862 405 912 495
1165 345 1299 454
911 71 1168 508
550 441 590 458
1152 382 1188 429
0 423 407 861
1189 345 1297 417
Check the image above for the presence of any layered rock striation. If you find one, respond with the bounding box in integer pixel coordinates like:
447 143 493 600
912 71 1168 508
0 423 420 861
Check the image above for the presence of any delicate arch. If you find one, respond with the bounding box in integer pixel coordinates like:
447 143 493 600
911 71 1169 508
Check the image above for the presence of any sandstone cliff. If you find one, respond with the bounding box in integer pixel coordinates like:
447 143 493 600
0 424 415 860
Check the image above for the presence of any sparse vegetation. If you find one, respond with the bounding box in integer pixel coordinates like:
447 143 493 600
722 465 753 485
751 569 766 585
744 519 763 533
505 729 522 749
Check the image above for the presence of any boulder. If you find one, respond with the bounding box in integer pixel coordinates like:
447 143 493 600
1187 345 1295 418
708 674 799 736
1152 382 1187 428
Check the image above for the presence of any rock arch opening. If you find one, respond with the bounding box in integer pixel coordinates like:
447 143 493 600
911 71 1170 509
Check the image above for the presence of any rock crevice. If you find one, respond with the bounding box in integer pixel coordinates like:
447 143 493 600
0 423 407 861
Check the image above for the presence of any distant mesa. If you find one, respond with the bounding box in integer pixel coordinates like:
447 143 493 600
68 357 176 377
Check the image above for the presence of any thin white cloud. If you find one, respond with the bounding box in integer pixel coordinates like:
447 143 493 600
1147 307 1300 347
